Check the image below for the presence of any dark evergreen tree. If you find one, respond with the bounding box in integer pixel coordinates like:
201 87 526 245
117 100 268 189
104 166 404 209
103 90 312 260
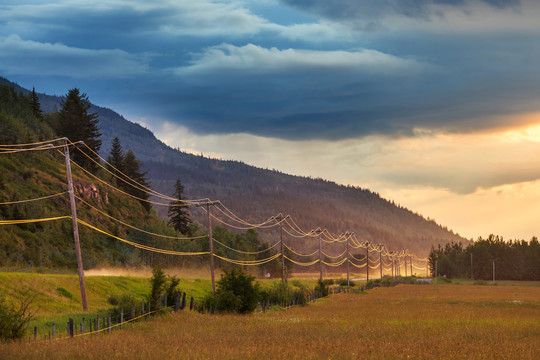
106 136 125 181
57 88 101 169
123 150 151 211
29 87 43 121
168 178 192 235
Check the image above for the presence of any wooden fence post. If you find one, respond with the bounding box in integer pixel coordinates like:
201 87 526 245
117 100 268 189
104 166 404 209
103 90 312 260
82 317 85 334
96 315 100 332
52 324 56 340
120 308 124 329
190 296 194 311
181 292 186 310
107 313 111 334
174 291 179 312
68 318 74 338
34 326 37 341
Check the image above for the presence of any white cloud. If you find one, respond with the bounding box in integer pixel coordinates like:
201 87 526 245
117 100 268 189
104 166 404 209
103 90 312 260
0 34 149 78
175 43 426 75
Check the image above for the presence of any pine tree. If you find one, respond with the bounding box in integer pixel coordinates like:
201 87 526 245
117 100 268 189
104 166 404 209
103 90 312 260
106 136 125 181
168 178 192 235
123 150 151 211
29 87 43 121
57 88 101 169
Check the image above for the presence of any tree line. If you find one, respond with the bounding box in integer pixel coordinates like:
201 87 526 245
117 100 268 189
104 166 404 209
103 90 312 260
429 235 540 281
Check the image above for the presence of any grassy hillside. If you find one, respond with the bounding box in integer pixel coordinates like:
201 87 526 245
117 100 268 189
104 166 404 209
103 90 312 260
0 77 467 255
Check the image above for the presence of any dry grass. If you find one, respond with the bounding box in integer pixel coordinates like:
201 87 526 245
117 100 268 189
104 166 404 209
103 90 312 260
1 284 538 359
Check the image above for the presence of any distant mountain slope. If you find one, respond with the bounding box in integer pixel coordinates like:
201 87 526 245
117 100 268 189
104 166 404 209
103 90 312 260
1 78 467 255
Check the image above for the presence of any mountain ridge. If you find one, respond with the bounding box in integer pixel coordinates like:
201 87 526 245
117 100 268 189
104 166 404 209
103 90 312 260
0 77 467 256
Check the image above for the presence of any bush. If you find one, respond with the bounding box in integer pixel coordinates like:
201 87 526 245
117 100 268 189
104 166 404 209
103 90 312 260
200 268 260 314
149 266 167 309
107 293 138 318
314 279 329 297
0 292 36 342
260 281 308 307
166 276 181 307
56 287 75 300
337 278 355 287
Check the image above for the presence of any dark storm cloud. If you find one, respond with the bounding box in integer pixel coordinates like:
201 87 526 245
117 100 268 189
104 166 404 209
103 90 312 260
280 0 520 22
1 0 539 142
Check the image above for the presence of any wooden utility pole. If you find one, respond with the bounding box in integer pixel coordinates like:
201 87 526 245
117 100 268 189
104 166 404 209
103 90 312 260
404 254 408 277
410 255 413 277
379 245 383 279
207 203 216 293
194 200 220 293
64 140 88 311
315 228 323 282
365 243 369 282
492 259 495 284
346 232 351 287
391 253 394 279
275 214 285 283
470 253 474 280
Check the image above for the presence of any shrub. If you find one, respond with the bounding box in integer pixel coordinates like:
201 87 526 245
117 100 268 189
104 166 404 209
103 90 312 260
199 268 260 314
0 292 36 342
108 293 138 318
260 281 308 307
314 279 329 297
149 266 167 309
337 278 355 287
166 276 181 307
56 287 75 300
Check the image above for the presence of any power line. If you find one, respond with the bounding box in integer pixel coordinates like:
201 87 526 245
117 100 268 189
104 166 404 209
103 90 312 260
0 191 68 205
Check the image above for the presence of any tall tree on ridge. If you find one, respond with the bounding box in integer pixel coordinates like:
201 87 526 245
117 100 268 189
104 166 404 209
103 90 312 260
29 87 43 121
57 88 101 170
123 149 151 211
168 177 192 235
106 136 125 182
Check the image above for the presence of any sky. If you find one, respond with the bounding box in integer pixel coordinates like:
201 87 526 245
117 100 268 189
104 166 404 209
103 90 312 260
1 0 540 240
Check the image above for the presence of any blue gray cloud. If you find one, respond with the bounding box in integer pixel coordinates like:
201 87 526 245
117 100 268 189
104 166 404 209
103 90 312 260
1 0 539 141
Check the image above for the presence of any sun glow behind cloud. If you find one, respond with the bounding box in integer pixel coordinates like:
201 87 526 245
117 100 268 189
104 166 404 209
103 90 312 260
151 114 540 240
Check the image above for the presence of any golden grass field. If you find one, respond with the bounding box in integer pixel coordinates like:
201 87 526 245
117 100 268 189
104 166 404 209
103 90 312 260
1 284 538 359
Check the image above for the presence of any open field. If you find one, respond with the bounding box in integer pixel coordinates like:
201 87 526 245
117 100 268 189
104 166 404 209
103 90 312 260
1 284 538 359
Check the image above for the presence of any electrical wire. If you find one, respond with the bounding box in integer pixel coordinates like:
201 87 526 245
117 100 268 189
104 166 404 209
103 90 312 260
0 191 68 205
283 255 319 267
214 253 280 266
0 137 65 147
75 195 206 240
77 219 209 256
73 141 206 205
212 238 280 255
0 216 71 225
283 243 319 257
321 249 347 259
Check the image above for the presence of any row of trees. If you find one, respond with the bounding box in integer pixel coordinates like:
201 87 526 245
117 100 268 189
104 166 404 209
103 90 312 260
429 235 540 281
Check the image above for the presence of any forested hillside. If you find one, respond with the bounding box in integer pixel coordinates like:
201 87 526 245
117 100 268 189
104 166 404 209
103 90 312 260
0 81 267 271
1 78 467 257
